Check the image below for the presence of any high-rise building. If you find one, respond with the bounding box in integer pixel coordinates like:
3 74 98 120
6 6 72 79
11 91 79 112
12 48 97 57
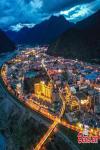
34 83 41 95
34 81 53 102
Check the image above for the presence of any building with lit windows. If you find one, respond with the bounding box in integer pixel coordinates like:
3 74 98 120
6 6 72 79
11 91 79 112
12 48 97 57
1 64 8 77
70 98 80 111
16 83 23 95
34 81 53 102
75 92 91 107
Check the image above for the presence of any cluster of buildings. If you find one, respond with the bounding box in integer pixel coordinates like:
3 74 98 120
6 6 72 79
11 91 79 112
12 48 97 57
34 81 53 103
1 47 100 128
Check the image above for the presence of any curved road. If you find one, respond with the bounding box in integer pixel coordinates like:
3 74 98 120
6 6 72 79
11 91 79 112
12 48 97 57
1 54 99 150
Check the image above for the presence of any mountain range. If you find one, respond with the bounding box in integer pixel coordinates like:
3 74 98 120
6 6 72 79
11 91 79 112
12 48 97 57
47 10 100 63
6 15 74 45
0 29 15 53
0 10 100 62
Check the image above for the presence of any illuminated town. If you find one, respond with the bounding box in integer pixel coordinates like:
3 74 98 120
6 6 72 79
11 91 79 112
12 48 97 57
0 47 100 150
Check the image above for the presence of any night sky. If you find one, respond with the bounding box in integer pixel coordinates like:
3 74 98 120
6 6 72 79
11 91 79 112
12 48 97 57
0 0 100 31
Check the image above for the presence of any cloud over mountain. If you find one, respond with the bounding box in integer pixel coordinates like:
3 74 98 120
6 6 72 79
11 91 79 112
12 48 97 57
0 0 100 29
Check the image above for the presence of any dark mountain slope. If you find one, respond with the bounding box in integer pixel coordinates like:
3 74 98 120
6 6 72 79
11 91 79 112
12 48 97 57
0 29 15 53
6 15 74 44
47 11 100 62
76 10 100 29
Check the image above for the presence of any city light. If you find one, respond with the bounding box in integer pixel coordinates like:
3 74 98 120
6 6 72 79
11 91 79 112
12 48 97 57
1 47 100 150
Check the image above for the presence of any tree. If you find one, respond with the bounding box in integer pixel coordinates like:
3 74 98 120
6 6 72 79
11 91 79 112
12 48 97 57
62 71 69 82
